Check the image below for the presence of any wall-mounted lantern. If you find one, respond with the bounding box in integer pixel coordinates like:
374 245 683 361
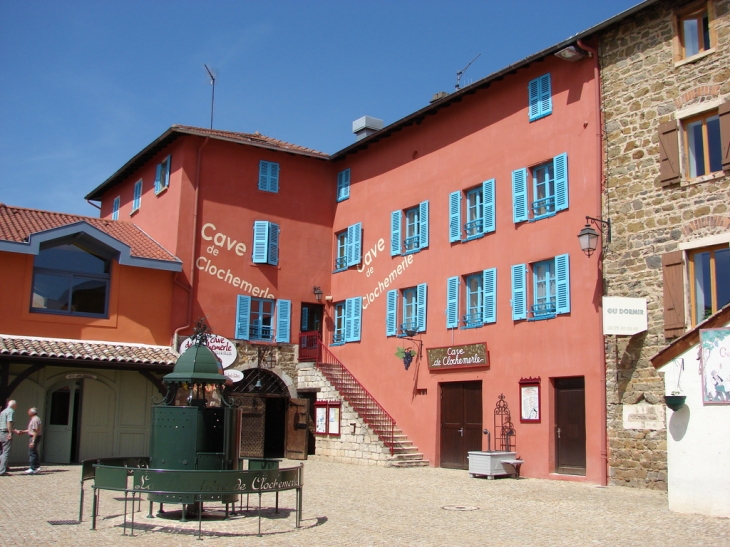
578 216 612 257
313 286 323 302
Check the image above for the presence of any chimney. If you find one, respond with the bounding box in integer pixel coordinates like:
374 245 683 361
430 91 449 103
352 116 384 140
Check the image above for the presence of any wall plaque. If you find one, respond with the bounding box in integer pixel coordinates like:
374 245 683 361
427 343 488 371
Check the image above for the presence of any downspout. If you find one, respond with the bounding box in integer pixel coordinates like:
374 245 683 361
577 38 608 487
172 136 210 350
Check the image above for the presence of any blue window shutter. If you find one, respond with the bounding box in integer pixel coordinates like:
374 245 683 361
539 74 552 117
390 210 402 256
554 153 569 212
528 77 540 121
555 254 571 314
483 178 495 234
276 299 291 342
417 283 427 332
446 276 459 328
419 200 429 249
345 297 362 342
512 168 529 223
449 191 461 242
301 307 309 331
154 163 162 194
347 222 362 267
252 221 269 263
235 295 251 340
258 161 269 191
386 290 397 336
511 264 527 320
267 223 280 265
337 169 350 202
270 162 279 192
483 268 497 324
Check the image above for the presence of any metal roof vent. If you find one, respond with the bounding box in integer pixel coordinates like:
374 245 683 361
352 116 384 140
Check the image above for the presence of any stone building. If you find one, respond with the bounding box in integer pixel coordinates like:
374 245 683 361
597 0 730 489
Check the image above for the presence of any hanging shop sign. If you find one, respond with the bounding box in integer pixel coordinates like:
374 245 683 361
427 343 488 371
602 296 647 335
180 335 237 368
223 369 244 382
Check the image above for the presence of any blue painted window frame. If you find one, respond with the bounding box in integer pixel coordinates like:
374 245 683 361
335 231 348 272
392 201 429 256
333 302 346 345
258 160 280 193
464 274 483 328
334 223 362 272
132 180 142 212
112 197 120 220
532 162 555 219
337 168 350 202
249 297 275 340
528 73 552 122
401 287 418 334
512 154 568 224
464 188 483 240
154 155 171 194
234 296 290 341
388 284 427 336
532 259 556 320
252 221 280 265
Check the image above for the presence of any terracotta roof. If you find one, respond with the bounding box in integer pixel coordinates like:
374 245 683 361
172 125 328 158
0 335 178 366
0 203 180 264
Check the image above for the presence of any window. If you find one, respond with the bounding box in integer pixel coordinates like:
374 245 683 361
391 201 429 256
331 297 362 345
446 269 497 329
258 160 280 193
511 254 570 321
659 102 729 185
132 180 142 213
235 296 291 342
676 2 713 60
528 73 552 122
31 243 111 317
685 112 722 178
386 283 427 336
334 223 362 272
449 179 495 243
112 197 120 220
314 401 341 436
337 168 350 202
252 220 280 265
512 154 568 223
689 245 730 325
154 155 171 194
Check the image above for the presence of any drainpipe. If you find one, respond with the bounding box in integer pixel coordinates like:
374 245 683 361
578 38 608 487
172 136 210 350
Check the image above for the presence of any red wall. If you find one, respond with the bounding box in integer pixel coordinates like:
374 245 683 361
327 55 605 482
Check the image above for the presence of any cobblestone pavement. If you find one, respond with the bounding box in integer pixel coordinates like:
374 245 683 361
0 459 728 547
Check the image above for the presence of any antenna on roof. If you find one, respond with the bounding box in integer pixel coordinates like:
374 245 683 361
204 64 216 129
455 54 481 91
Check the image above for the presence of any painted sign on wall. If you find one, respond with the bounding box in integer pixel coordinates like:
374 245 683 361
180 334 237 368
427 342 488 371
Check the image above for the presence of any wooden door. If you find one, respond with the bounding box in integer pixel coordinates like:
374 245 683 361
555 377 586 475
285 398 309 460
440 381 482 469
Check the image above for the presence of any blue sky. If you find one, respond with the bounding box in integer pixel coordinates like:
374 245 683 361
1 0 640 216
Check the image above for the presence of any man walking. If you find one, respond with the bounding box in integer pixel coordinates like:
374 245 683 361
23 407 42 474
0 400 16 476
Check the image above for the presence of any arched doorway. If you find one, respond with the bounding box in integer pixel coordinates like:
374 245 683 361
225 368 308 460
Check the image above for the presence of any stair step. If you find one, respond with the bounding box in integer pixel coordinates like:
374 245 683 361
389 460 430 468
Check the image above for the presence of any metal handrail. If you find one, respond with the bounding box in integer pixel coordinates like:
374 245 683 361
299 332 396 455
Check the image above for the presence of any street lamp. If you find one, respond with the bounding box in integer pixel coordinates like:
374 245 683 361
578 216 611 257
313 286 323 302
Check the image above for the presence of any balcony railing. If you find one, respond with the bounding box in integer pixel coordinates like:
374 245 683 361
403 236 420 253
530 301 556 319
399 321 418 337
250 324 272 341
531 197 555 218
462 312 483 328
463 218 483 238
334 256 348 271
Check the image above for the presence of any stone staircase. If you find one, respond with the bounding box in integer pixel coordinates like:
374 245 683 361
301 334 428 468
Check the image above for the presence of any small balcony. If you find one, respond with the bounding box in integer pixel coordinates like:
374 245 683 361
462 312 483 328
463 219 483 240
531 197 555 219
403 236 420 253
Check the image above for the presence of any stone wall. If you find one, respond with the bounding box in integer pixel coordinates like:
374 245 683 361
297 362 393 465
598 0 730 488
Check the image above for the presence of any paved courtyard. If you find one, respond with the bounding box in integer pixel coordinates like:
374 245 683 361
0 458 728 547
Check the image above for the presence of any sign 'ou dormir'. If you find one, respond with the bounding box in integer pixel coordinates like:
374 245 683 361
427 343 489 371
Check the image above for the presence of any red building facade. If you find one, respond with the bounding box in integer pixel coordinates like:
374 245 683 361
87 42 606 482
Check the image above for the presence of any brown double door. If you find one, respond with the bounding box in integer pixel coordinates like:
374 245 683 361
440 381 483 469
555 377 586 475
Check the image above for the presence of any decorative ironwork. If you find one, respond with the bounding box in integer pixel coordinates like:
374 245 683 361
226 368 289 396
531 196 555 217
398 321 418 337
462 312 482 328
298 330 320 361
463 219 483 238
191 317 211 346
403 236 420 252
494 393 516 452
530 302 556 319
